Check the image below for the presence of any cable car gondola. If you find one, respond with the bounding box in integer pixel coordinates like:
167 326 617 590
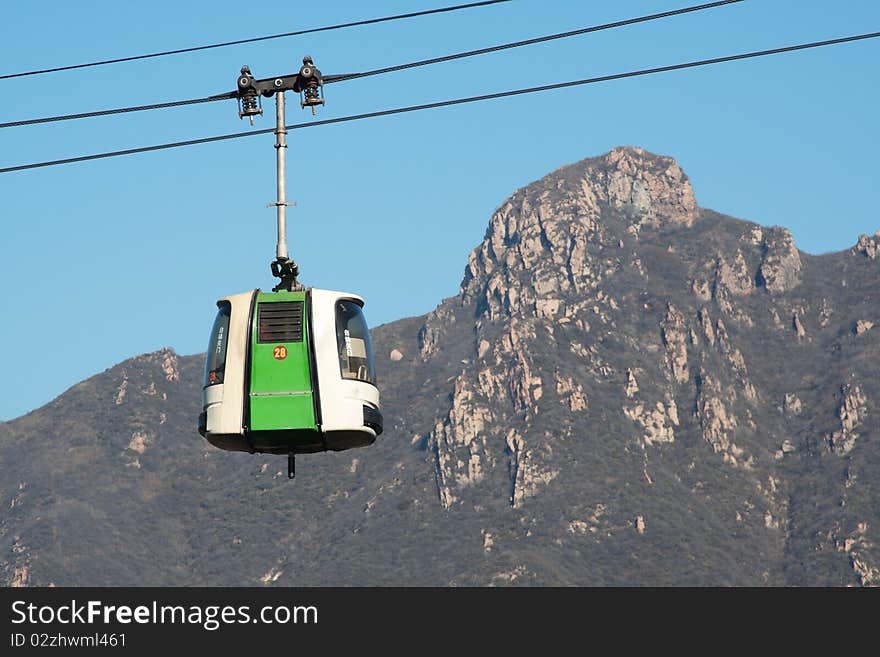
198 288 382 473
197 58 382 478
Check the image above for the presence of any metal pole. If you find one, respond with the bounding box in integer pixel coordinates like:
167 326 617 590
274 91 288 261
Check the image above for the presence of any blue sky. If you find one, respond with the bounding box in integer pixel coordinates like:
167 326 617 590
1 0 878 421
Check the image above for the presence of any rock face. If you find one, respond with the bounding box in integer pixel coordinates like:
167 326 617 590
854 320 874 335
829 384 869 456
855 233 879 259
758 227 802 293
1 147 878 587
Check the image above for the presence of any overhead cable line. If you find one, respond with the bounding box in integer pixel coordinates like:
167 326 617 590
0 0 743 130
0 94 233 129
0 1 511 81
2 31 878 175
332 0 744 83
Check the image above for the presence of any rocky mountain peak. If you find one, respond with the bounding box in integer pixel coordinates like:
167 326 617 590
587 145 698 227
460 146 697 322
411 147 878 585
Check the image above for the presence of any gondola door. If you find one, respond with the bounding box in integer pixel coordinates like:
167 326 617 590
247 290 323 453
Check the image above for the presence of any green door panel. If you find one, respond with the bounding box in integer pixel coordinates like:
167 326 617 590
248 290 318 432
250 393 316 431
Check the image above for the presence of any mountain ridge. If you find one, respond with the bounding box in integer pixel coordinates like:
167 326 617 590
2 146 878 586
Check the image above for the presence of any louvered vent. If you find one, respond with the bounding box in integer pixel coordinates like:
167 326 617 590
257 301 304 343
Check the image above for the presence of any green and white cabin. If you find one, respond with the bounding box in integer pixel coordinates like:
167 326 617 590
198 288 382 457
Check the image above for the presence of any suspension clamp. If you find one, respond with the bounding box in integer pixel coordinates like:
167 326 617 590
271 257 303 292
